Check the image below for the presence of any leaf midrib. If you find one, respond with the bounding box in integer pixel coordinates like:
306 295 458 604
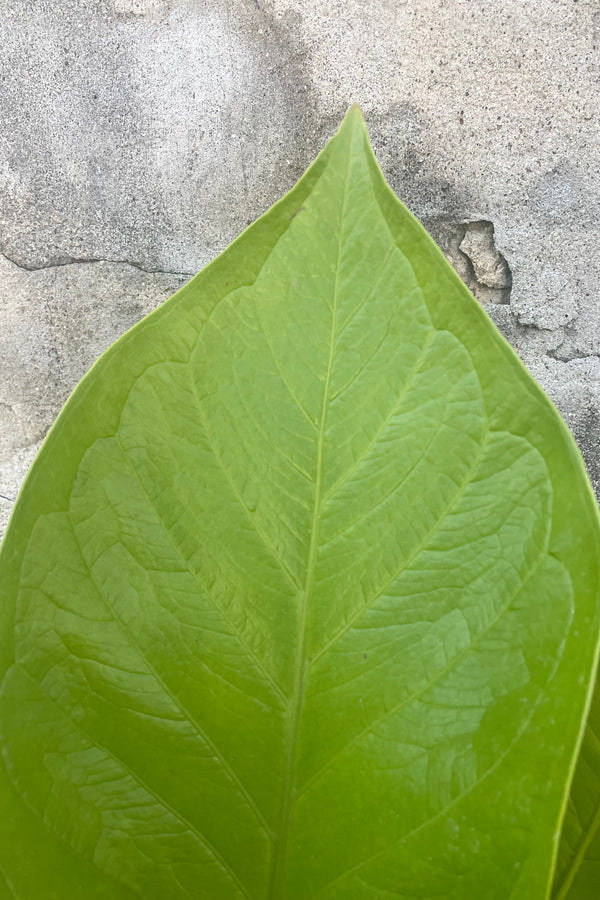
266 140 354 900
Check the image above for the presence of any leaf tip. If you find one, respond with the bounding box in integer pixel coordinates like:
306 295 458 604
345 102 366 123
337 104 368 148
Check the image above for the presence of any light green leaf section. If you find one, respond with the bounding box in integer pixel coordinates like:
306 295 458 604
0 106 599 900
553 688 600 899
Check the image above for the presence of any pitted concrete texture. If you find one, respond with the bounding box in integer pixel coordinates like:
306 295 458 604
1 0 599 536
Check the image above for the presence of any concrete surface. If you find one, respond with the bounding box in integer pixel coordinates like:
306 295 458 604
1 0 599 536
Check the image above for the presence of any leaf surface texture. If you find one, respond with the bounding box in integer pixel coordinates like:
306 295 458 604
0 107 599 900
553 688 600 899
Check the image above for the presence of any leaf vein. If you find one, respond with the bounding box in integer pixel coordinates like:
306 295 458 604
68 511 273 842
13 663 252 900
323 329 436 501
109 435 289 705
312 432 490 664
189 385 302 592
308 627 556 900
299 550 547 798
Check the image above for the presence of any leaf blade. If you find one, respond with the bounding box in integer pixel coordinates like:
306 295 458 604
1 105 599 900
553 686 600 899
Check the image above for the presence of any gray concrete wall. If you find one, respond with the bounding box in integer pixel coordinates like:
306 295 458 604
2 0 599 536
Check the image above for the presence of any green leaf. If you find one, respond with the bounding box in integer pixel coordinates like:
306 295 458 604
553 688 600 898
1 105 599 900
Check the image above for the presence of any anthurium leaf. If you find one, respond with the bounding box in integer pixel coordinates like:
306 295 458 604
1 105 599 900
553 689 600 898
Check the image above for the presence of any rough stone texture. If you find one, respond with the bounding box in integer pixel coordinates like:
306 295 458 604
1 0 599 537
439 221 512 306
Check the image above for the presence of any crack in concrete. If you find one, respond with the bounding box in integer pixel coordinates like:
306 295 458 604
546 347 600 363
1 240 594 368
0 248 194 279
0 493 15 504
